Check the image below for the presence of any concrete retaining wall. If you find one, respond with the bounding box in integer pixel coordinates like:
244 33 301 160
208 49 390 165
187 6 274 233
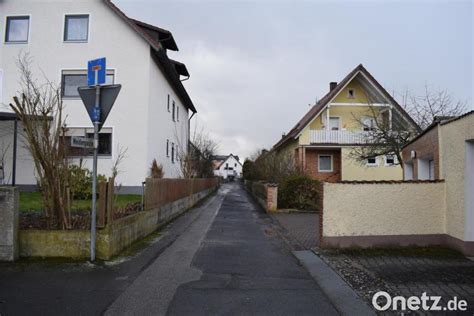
19 186 217 260
0 187 19 261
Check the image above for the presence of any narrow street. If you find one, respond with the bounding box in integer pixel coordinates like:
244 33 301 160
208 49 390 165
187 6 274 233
107 182 338 315
1 183 339 315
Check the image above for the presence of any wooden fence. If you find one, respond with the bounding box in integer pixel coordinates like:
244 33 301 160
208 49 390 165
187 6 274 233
144 178 219 211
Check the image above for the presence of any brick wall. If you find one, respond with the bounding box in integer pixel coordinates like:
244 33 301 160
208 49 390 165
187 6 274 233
402 125 440 180
304 149 341 182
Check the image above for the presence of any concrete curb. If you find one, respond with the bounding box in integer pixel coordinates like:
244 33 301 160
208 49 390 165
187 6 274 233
293 250 376 316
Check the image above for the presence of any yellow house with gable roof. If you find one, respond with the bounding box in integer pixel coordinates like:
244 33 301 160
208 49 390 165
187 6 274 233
273 64 419 182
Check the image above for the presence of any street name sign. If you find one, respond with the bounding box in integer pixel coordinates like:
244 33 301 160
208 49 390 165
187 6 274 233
71 136 94 148
87 57 106 86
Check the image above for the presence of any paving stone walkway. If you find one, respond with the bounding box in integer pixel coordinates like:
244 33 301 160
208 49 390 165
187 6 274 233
320 248 474 314
273 213 319 250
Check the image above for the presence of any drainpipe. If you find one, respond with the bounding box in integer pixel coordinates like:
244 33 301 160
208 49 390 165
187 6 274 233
188 112 196 151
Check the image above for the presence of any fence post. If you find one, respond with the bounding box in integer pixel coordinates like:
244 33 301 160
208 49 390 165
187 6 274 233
106 178 114 224
97 181 107 227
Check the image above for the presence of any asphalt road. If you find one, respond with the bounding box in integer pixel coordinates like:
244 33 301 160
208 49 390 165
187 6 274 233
0 183 338 315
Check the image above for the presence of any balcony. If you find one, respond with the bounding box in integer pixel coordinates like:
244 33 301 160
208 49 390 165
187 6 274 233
310 130 371 144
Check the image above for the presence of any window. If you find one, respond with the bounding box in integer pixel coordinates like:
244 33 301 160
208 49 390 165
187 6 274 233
166 139 169 157
235 163 237 167
62 127 112 157
86 132 112 156
172 101 176 121
318 155 333 172
348 89 355 98
64 15 89 42
225 163 229 170
61 70 114 98
367 157 378 166
385 155 395 166
171 142 175 163
329 117 340 131
177 106 179 121
5 16 30 43
167 94 170 112
362 117 376 131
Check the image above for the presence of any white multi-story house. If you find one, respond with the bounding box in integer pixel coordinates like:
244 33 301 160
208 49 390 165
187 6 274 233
212 154 242 180
0 0 197 193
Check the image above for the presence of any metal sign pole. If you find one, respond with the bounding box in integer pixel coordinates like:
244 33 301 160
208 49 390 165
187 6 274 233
90 71 100 262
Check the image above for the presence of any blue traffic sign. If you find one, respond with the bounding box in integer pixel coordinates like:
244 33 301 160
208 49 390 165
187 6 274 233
88 57 106 86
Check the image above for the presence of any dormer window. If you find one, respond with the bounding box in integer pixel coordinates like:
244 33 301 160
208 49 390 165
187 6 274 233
348 89 355 99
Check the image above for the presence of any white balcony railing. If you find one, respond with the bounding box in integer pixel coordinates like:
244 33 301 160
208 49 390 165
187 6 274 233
310 130 371 144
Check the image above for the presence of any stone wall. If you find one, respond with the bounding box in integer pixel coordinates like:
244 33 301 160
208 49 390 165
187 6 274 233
0 187 19 261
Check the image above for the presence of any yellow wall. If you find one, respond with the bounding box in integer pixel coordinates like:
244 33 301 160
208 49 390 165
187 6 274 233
323 182 446 237
440 114 474 241
341 147 403 181
333 81 370 103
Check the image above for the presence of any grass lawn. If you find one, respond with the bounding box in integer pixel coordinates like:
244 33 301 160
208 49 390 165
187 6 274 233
20 192 142 212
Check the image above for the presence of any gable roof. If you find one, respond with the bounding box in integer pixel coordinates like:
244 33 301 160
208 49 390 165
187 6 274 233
213 154 242 169
102 0 196 113
273 64 419 150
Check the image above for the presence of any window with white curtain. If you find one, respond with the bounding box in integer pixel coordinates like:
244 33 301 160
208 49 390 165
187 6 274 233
64 15 89 42
5 16 30 43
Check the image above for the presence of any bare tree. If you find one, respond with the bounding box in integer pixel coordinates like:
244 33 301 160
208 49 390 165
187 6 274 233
401 85 467 130
178 127 218 178
349 105 415 169
350 86 466 169
9 53 71 228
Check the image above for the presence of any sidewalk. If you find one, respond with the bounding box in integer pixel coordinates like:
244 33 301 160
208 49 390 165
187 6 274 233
273 213 319 250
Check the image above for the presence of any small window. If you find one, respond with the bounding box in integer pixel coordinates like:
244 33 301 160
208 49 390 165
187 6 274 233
318 155 333 172
64 15 89 42
171 142 175 163
167 94 170 112
362 117 376 131
234 163 237 167
166 139 169 157
172 101 176 121
367 157 378 166
177 106 179 121
61 70 114 98
329 117 340 131
385 155 395 165
348 89 355 98
5 16 30 43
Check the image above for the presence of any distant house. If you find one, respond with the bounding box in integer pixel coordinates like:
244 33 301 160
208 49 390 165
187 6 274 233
212 154 242 179
273 64 418 182
0 0 197 193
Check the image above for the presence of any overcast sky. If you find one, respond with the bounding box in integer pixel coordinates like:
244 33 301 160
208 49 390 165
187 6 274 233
116 0 473 160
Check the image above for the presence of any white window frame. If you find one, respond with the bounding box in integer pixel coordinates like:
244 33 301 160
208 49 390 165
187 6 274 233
318 154 333 173
63 14 90 43
366 156 378 167
384 154 396 166
63 126 113 158
347 89 355 99
329 116 341 131
61 69 115 99
4 15 31 44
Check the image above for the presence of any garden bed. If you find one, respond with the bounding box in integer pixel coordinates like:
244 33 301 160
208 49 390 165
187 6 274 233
20 192 142 230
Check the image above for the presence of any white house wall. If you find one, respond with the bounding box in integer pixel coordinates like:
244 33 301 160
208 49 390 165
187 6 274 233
0 0 191 190
146 55 189 179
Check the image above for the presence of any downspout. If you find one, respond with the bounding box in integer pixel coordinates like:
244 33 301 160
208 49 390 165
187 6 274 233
188 111 196 151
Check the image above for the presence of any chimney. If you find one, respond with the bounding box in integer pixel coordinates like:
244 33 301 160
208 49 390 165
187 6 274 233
329 82 337 91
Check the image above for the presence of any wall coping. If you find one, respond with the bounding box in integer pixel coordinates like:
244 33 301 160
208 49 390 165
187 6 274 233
332 179 445 185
